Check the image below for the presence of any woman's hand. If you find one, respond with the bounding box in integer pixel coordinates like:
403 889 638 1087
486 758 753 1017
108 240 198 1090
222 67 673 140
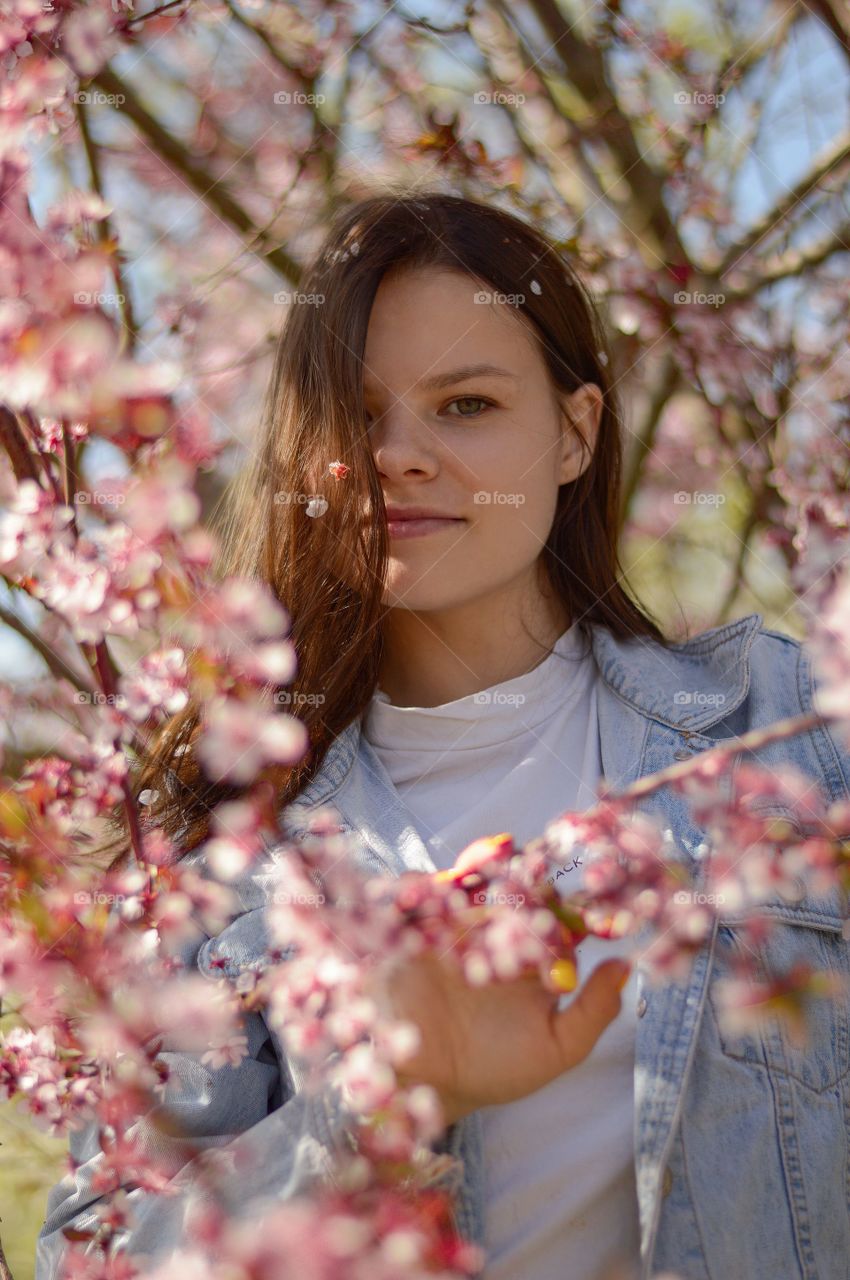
362 948 631 1127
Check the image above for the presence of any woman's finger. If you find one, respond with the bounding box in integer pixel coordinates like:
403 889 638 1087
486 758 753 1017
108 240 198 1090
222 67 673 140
550 958 631 1071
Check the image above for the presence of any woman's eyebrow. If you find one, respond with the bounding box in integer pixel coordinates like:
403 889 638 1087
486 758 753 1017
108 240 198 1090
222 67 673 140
418 364 521 391
363 364 520 398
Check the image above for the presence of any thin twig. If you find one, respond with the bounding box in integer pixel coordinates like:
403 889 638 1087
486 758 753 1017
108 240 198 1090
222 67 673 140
713 501 760 627
120 0 192 27
714 131 850 280
92 643 148 874
746 221 850 291
60 419 79 508
404 3 476 36
619 351 679 535
0 599 95 695
74 96 139 354
602 710 833 805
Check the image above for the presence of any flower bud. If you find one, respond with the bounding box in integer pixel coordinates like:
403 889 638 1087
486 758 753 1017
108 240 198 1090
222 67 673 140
433 832 515 884
549 958 578 992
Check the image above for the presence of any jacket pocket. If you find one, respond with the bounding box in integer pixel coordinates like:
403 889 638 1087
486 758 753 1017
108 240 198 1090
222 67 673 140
708 915 850 1094
708 797 850 1094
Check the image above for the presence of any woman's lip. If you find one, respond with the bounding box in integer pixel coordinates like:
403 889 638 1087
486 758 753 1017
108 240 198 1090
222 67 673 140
386 517 466 539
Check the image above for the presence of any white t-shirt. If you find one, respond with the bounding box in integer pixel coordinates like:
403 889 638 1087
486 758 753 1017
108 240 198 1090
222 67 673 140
362 623 641 1280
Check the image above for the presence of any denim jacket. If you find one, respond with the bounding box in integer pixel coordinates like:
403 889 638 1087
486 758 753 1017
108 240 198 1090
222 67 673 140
36 612 850 1280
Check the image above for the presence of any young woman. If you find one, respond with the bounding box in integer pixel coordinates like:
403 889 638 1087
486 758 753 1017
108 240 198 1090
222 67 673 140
38 193 850 1280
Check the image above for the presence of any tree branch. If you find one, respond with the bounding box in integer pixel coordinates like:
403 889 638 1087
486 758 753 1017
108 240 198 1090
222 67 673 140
523 0 692 271
75 94 139 355
713 500 760 627
603 709 834 805
715 129 850 281
403 2 476 36
120 0 191 27
0 598 95 696
0 406 42 486
222 0 339 194
619 351 679 535
726 219 850 297
89 65 303 285
485 0 619 216
806 0 850 63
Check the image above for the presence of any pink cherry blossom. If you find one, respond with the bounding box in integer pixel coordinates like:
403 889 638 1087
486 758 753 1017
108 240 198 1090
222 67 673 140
196 695 309 784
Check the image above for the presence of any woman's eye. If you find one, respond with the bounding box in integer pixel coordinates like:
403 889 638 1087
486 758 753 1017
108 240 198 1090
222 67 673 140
444 396 492 418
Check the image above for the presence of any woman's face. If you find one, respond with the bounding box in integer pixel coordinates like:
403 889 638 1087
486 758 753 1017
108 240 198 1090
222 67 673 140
362 266 602 612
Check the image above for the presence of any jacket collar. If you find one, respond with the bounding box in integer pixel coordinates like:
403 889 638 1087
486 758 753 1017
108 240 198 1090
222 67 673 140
292 612 764 811
590 609 763 731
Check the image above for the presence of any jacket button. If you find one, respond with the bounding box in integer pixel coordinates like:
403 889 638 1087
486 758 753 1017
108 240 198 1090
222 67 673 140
662 1166 673 1197
637 996 648 1017
673 748 691 761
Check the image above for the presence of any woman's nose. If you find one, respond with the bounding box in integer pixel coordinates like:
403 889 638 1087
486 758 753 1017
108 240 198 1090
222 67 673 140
368 405 438 477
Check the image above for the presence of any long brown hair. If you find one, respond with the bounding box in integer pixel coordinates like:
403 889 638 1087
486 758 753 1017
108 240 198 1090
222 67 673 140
108 190 670 868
